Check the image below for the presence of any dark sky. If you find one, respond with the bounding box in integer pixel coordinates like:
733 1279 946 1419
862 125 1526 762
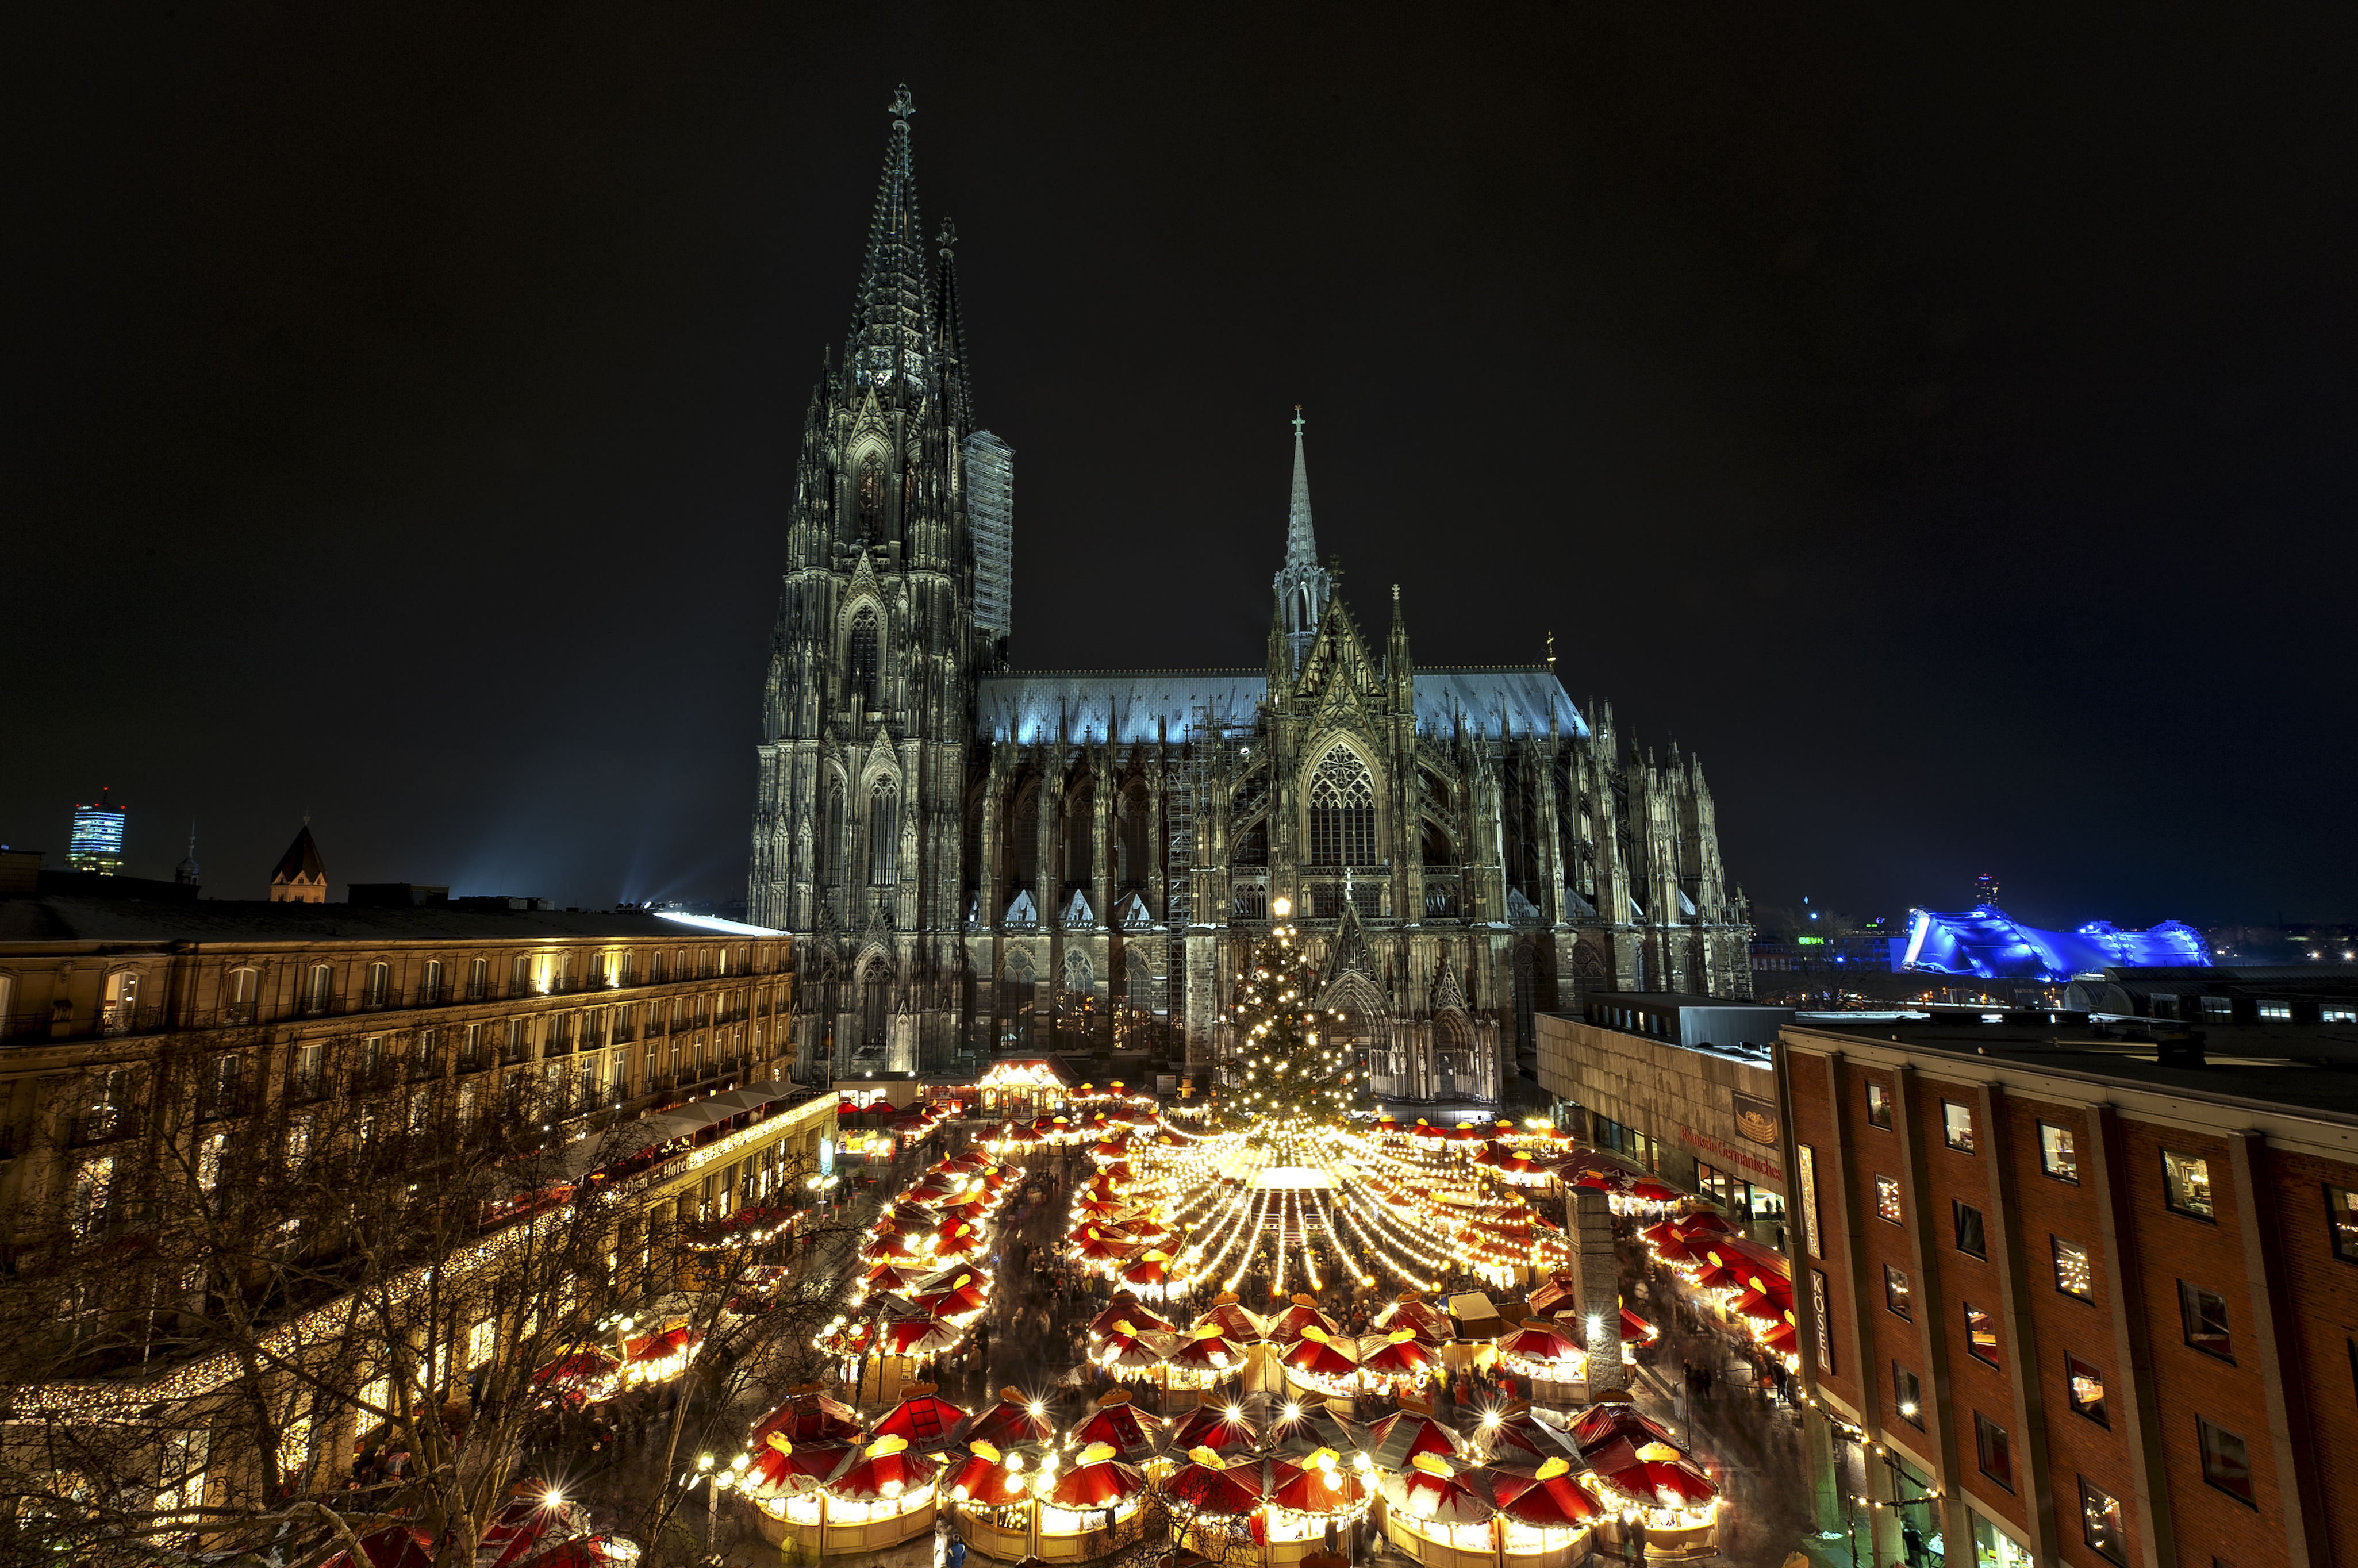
7 3 2355 931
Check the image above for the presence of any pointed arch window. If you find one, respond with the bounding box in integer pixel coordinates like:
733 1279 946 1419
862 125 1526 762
847 610 880 713
869 786 900 885
1308 750 1377 867
855 458 886 541
861 963 890 1051
822 782 845 884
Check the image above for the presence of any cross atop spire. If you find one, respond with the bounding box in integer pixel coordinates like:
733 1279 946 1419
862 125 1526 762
1284 406 1317 568
889 83 915 120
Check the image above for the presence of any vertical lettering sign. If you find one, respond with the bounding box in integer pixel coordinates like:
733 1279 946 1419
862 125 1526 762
1796 1143 1822 1259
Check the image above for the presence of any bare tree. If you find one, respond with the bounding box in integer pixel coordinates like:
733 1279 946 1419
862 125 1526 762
0 1052 857 1568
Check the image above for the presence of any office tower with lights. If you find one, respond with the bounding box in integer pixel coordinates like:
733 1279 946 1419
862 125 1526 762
68 787 126 875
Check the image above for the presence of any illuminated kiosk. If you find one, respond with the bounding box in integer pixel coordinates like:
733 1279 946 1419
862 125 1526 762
976 1056 1073 1118
747 1432 940 1557
948 1416 1151 1562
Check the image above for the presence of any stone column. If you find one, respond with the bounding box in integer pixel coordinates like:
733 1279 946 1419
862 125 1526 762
1563 1185 1625 1394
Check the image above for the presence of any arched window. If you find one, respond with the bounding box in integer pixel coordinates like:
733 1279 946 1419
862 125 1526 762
869 786 899 885
226 966 260 1023
855 458 885 541
1119 786 1150 886
1065 783 1093 886
861 964 890 1051
822 782 845 883
363 962 391 1008
847 610 880 712
1308 750 1377 866
303 963 334 1016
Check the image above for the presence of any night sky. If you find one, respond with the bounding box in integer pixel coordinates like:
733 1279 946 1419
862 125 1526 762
8 4 2355 931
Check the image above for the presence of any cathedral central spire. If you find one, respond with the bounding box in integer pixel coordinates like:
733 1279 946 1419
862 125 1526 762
847 84 932 394
1272 405 1332 677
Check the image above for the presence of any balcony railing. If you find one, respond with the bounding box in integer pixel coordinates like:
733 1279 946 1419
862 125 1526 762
1422 871 1463 920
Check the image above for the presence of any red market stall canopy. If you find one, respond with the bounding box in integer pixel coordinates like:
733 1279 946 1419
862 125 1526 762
967 1389 1059 1450
1169 1402 1260 1455
1487 1457 1605 1526
829 1434 940 1502
1049 1442 1149 1508
871 1384 971 1452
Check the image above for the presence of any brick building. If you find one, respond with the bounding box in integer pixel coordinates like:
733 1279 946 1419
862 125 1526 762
1777 1012 2358 1567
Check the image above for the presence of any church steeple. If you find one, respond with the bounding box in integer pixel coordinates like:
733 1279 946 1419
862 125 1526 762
934 217 974 433
847 84 932 397
1272 405 1332 677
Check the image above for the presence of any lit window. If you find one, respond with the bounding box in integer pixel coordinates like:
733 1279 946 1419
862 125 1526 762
2067 1353 2107 1425
2328 1186 2358 1263
1975 1412 2014 1492
2162 1150 2215 1220
2200 994 2233 1021
1942 1100 1975 1152
1307 749 1378 867
468 1318 496 1369
2257 1001 2291 1021
2040 1121 2079 1182
1954 1200 1986 1258
1876 1174 1903 1224
2054 1236 2094 1300
1892 1362 1922 1426
1866 1081 1892 1128
2080 1478 2127 1563
1965 1302 2000 1367
2325 1006 2358 1023
1884 1265 1912 1319
2179 1280 2232 1361
2198 1417 2256 1506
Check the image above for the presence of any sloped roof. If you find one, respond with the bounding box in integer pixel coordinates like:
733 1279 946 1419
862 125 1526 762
1411 668 1589 739
975 666 1590 745
271 825 326 885
976 672 1264 744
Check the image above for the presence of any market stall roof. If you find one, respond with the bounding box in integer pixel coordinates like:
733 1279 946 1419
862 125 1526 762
871 1385 972 1452
1168 1402 1259 1455
967 1388 1059 1450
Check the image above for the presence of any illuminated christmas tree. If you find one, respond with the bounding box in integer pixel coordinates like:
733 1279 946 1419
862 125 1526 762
1224 897 1370 1137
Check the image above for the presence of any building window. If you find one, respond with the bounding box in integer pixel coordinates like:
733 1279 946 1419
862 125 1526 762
2080 1478 2128 1563
2200 994 2234 1021
1307 749 1378 867
1866 1081 1892 1128
2039 1120 2079 1182
2324 1005 2358 1023
1954 1200 1986 1258
1797 1144 1822 1258
1884 1265 1912 1319
2067 1353 2108 1425
293 1043 324 1098
1875 1174 1903 1224
468 1318 496 1369
2162 1150 2215 1220
1811 1270 1835 1374
303 963 334 1014
2198 1417 2256 1506
2257 1000 2291 1020
1942 1100 1976 1152
1975 1413 2014 1492
1965 1302 2000 1366
869 786 899 885
847 608 880 709
2179 1281 2233 1361
2054 1236 2094 1300
2328 1186 2358 1263
467 958 488 1000
1892 1363 1923 1426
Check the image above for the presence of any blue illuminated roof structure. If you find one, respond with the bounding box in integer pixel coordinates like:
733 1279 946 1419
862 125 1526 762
1899 905 2211 982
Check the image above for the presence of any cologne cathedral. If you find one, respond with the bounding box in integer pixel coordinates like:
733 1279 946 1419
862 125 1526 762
748 90 1753 1106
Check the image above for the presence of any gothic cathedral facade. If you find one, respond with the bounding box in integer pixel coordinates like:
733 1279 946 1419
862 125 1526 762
748 91 1753 1107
